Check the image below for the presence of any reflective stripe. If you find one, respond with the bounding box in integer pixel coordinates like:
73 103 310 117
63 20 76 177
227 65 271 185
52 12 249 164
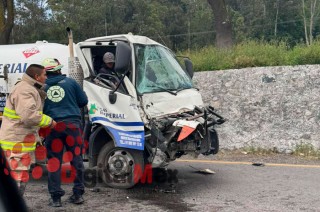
39 114 51 127
0 140 36 152
4 107 49 127
3 107 20 119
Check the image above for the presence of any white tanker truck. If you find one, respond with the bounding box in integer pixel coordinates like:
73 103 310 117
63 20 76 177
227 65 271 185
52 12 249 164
0 30 225 189
0 41 71 118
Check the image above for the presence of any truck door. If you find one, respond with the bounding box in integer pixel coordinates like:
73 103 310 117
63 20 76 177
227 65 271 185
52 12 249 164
76 42 145 151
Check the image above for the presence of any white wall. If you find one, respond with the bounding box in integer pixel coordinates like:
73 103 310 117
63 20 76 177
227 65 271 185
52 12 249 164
194 65 320 152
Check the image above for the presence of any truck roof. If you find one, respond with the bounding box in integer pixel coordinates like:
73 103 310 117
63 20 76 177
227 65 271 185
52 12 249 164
84 33 164 46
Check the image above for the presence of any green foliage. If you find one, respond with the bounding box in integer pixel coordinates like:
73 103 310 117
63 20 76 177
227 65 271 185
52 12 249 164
289 41 320 65
46 0 107 43
232 40 288 68
14 0 50 43
183 40 320 71
182 46 233 71
6 0 320 58
240 146 279 155
293 143 320 158
12 0 213 48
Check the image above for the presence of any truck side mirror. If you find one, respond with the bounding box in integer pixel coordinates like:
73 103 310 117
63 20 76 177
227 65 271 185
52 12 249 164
184 58 194 79
114 41 131 75
108 41 132 102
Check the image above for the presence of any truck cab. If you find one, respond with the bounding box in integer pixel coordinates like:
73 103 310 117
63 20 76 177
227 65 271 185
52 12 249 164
75 34 224 188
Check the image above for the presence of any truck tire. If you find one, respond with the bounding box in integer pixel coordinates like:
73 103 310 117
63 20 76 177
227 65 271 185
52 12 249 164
97 142 144 189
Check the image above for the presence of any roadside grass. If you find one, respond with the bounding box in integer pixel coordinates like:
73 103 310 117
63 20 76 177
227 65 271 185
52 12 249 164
235 143 320 159
239 146 279 156
181 40 320 72
292 143 320 159
288 43 320 65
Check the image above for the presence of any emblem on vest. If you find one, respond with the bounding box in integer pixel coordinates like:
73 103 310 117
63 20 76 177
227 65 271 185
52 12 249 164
47 85 65 102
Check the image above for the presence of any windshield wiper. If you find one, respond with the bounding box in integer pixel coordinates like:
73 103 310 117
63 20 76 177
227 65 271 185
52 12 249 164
147 84 177 96
175 87 191 94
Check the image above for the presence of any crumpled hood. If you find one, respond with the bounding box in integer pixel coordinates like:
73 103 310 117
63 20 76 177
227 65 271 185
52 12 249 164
46 75 66 86
141 88 204 118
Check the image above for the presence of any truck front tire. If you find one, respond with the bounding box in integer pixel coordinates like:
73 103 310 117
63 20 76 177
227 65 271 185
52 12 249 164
97 142 144 189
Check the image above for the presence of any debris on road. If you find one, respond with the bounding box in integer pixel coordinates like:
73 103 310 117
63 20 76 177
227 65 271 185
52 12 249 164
189 165 216 174
90 188 101 192
153 185 177 194
163 189 176 193
153 187 177 194
252 162 265 167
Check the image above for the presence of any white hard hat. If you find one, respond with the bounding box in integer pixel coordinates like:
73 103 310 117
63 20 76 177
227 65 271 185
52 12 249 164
103 52 115 64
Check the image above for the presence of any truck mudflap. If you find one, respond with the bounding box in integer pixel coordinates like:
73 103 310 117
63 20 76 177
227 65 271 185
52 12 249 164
203 127 219 155
202 105 224 155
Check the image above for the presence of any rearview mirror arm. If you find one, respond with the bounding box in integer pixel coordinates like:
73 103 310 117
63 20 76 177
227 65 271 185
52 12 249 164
110 69 130 94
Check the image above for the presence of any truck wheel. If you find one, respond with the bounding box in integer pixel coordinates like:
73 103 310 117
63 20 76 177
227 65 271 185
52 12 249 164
97 142 144 189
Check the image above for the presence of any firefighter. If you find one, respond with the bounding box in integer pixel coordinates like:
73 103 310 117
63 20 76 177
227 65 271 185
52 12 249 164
0 64 56 196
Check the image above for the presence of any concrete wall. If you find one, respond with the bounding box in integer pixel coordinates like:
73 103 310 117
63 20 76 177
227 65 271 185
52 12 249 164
193 65 320 152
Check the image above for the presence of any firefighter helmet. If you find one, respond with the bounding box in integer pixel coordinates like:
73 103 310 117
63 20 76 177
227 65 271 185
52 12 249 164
42 58 64 72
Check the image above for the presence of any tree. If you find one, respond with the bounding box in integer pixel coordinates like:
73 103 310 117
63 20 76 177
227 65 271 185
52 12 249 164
185 0 215 49
227 0 303 46
47 0 107 43
301 0 320 45
0 0 14 44
14 0 49 43
207 0 233 48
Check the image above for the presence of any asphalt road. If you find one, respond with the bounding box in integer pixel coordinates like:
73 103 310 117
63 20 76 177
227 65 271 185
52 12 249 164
24 158 320 211
173 160 320 211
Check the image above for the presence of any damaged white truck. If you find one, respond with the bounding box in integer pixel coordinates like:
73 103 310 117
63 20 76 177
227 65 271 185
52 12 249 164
73 33 225 188
0 31 225 189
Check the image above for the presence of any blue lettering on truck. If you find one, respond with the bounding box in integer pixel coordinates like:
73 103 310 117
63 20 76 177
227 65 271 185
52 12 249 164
0 63 28 74
0 96 5 112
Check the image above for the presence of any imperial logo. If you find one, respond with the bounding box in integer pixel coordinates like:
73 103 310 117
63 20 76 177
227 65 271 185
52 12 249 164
22 47 40 58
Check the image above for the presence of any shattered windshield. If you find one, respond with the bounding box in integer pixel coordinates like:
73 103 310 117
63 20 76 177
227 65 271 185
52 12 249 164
135 44 193 94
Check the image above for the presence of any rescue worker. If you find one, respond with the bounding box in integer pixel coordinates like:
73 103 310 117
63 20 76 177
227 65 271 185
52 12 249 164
0 64 56 196
42 58 88 207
